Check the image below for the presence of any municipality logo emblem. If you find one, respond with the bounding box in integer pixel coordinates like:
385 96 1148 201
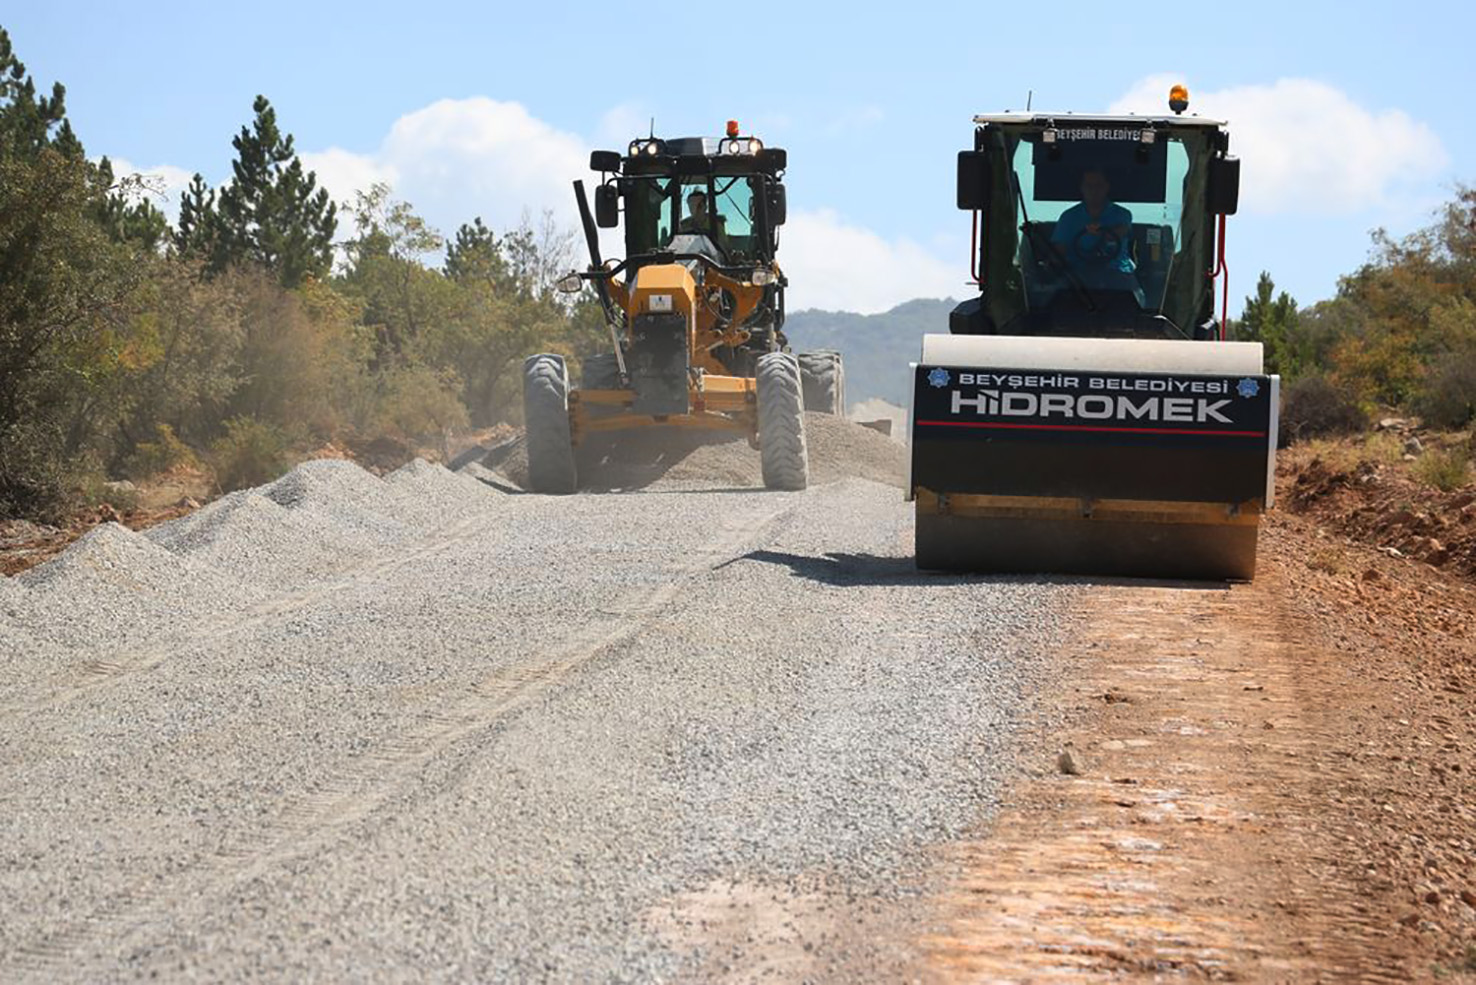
1237 378 1260 399
927 368 951 388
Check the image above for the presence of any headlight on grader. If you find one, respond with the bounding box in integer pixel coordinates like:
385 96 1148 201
750 267 775 286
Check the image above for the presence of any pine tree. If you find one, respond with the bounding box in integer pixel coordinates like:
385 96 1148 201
175 172 221 261
1238 271 1302 378
201 95 337 287
92 156 169 251
445 217 505 283
0 27 79 159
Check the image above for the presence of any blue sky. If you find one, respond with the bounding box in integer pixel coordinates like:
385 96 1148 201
6 1 1472 314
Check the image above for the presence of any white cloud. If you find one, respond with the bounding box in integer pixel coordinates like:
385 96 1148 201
1108 75 1448 215
780 209 962 313
296 147 397 212
301 98 960 312
102 158 196 222
382 98 588 226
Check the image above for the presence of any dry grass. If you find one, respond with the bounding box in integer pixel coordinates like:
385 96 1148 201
1306 545 1347 575
1413 446 1472 492
1292 431 1405 472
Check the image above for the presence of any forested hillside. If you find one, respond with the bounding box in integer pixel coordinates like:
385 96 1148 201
0 27 603 521
785 298 956 408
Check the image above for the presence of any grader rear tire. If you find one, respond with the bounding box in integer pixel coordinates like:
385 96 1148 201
798 350 845 416
581 352 621 389
756 352 809 491
522 354 577 494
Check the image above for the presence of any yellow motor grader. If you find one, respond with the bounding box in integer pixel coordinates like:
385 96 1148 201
523 124 843 493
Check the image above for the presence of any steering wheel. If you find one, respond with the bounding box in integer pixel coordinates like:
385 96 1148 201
1071 226 1123 266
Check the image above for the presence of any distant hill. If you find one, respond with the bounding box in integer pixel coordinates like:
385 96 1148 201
784 298 957 408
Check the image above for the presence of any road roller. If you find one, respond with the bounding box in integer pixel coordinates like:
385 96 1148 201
910 86 1279 580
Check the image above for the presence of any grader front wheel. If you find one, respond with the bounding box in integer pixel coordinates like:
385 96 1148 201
756 352 809 491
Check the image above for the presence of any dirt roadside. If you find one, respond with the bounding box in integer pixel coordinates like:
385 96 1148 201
923 489 1476 980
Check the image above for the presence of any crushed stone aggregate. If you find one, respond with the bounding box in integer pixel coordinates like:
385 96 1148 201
0 425 1075 982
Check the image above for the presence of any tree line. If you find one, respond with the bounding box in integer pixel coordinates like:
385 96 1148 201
0 27 603 520
1233 188 1475 439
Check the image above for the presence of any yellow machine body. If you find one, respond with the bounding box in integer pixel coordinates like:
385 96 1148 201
572 261 772 442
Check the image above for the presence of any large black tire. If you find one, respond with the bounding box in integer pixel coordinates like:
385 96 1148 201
579 352 624 422
756 352 808 491
798 350 845 416
581 352 622 389
522 354 577 494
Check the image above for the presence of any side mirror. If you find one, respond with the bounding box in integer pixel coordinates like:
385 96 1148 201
594 184 619 228
957 151 991 211
590 150 621 173
760 147 787 172
767 183 787 226
1208 156 1240 215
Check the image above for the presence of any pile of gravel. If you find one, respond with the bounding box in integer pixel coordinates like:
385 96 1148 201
262 458 502 540
454 459 513 489
383 458 505 526
802 412 908 487
491 412 907 491
0 572 19 607
13 523 259 654
263 459 423 544
147 490 380 591
0 622 72 700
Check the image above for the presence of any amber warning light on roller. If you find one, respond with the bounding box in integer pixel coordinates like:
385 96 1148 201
726 119 740 138
1168 85 1190 115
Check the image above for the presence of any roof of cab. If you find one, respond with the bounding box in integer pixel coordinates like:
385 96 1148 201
972 112 1227 127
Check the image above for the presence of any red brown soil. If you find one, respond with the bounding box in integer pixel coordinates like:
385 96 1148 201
0 501 198 576
1285 445 1476 580
924 448 1476 982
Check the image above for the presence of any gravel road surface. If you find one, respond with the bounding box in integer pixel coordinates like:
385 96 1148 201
0 433 1076 982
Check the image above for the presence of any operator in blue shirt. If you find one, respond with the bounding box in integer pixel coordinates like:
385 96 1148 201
1051 168 1134 275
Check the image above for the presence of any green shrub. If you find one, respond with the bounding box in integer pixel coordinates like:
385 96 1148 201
1413 348 1476 430
210 417 291 492
75 472 141 513
0 418 72 522
1279 375 1367 445
1413 446 1472 492
374 365 470 443
122 423 197 480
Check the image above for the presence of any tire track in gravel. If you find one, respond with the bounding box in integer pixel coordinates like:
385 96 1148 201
0 511 500 719
8 499 798 982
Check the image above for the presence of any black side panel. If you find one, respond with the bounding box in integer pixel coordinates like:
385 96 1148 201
949 297 994 336
629 312 690 416
911 364 1273 503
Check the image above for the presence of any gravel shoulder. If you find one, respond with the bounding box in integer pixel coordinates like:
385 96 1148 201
0 431 1075 981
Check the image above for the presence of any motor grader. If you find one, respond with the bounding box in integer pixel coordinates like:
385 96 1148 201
522 124 844 494
910 86 1279 580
